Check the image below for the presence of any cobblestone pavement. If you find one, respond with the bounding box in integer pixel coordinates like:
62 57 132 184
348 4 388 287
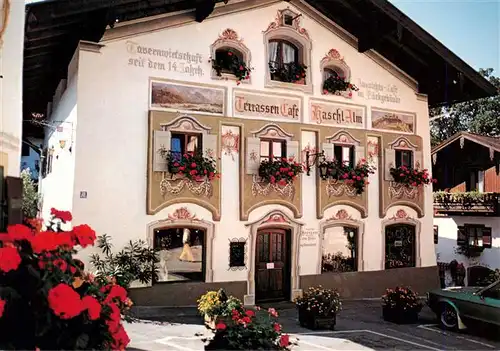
126 301 500 350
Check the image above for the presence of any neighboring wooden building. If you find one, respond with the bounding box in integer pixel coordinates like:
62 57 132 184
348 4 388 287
432 132 500 287
26 0 496 306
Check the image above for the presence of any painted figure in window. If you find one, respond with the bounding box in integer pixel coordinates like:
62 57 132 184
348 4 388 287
179 228 195 262
186 135 198 154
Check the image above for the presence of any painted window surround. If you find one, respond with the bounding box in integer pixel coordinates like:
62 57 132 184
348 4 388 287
209 28 252 83
322 130 365 165
320 49 354 99
384 136 422 181
263 8 313 93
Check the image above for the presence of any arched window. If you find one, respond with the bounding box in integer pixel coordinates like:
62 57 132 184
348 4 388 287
213 47 245 75
321 226 358 273
268 39 304 84
323 67 342 81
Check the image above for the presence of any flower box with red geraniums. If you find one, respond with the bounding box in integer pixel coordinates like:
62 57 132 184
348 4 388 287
382 286 423 324
210 50 252 85
389 165 436 187
0 209 131 350
204 305 295 350
161 150 219 182
322 76 359 97
258 158 303 186
269 61 307 85
318 158 375 195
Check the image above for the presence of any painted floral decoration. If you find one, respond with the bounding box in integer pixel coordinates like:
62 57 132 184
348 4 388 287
210 50 252 84
258 157 303 185
390 165 436 187
322 75 359 96
382 286 422 313
269 61 307 84
318 158 375 194
161 150 219 182
295 286 342 317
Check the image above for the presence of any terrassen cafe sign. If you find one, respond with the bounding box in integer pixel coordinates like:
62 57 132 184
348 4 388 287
233 90 302 120
310 99 365 128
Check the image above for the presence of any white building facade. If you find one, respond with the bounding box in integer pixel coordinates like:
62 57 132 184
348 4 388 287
0 0 25 177
42 0 446 306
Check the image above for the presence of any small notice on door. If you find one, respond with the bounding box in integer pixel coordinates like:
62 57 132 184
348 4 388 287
266 262 275 269
394 240 403 247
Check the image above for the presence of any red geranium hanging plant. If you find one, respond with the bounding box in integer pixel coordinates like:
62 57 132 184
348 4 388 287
161 150 219 182
258 157 303 186
389 165 436 187
0 209 131 350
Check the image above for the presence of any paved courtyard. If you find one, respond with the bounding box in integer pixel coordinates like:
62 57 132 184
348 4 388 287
126 301 500 350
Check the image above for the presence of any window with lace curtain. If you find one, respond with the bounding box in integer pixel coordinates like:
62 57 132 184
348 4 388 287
268 39 305 84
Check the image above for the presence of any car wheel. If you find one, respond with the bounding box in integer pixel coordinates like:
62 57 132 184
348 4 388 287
440 304 459 331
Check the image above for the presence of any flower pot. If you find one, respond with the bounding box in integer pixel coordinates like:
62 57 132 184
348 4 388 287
204 314 217 330
382 306 419 324
298 308 336 330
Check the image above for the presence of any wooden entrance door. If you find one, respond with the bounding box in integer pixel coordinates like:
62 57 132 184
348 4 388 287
385 224 416 269
255 229 290 302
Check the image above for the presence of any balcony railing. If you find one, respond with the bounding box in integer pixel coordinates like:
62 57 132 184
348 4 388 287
433 191 500 215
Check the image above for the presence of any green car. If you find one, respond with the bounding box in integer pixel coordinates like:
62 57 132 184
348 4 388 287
427 280 500 330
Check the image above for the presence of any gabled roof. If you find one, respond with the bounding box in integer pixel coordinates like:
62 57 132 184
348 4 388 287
23 0 498 138
431 132 500 155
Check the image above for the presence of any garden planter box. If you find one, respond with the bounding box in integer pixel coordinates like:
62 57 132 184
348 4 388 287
298 308 336 330
382 306 419 324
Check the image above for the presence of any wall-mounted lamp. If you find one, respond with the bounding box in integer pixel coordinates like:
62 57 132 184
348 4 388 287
305 149 327 177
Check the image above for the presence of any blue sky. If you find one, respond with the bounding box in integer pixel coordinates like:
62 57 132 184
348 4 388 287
390 0 500 75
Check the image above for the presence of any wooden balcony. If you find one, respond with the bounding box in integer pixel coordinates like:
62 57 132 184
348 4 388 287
433 192 500 216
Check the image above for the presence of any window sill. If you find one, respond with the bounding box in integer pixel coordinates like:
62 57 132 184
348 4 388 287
321 90 353 99
211 71 251 84
265 79 313 94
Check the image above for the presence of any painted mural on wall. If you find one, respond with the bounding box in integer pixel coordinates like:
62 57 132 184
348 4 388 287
221 126 240 160
371 109 415 134
150 80 225 116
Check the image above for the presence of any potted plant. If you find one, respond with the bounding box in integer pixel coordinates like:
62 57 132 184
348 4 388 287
322 75 359 96
210 50 252 85
161 150 219 182
295 286 341 330
318 158 375 195
197 289 243 329
0 209 131 350
269 61 307 84
203 306 294 350
389 165 436 187
258 157 303 186
381 286 423 324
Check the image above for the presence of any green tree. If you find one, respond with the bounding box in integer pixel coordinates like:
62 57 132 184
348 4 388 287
430 68 500 146
20 168 40 218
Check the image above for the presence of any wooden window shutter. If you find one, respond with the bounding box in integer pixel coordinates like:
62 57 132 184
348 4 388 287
355 145 365 165
246 137 260 175
153 130 171 172
322 143 334 162
457 226 467 246
5 176 23 225
414 150 423 169
204 134 218 159
483 227 492 249
384 148 396 180
286 140 300 162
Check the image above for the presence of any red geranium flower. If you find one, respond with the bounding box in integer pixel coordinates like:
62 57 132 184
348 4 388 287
106 302 121 333
110 323 130 350
273 323 281 332
47 283 83 319
53 258 68 272
82 295 101 320
0 247 22 273
245 309 255 317
50 208 73 222
71 224 96 248
215 322 226 330
6 224 33 241
104 285 128 304
0 298 5 317
30 231 73 253
279 334 290 347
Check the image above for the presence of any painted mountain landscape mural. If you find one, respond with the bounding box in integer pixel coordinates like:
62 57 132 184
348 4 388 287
371 109 415 133
151 81 225 115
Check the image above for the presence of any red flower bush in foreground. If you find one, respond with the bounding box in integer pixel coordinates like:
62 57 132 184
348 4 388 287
0 210 131 350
